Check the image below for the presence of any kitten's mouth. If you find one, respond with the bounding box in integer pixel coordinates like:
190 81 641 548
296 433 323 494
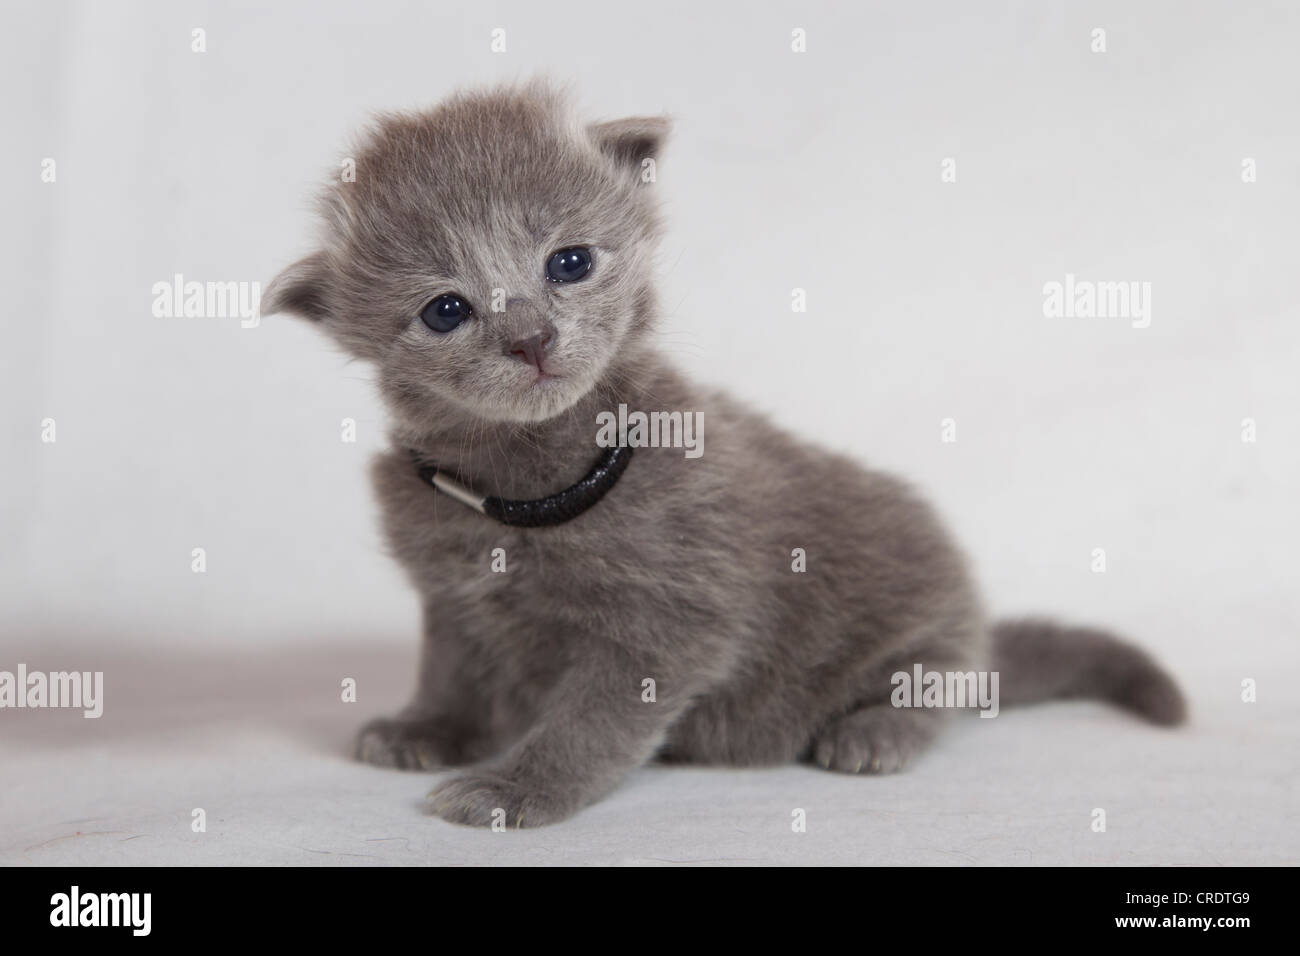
518 362 563 388
487 362 590 423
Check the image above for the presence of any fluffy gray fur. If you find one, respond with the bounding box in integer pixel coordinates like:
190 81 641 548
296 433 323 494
266 81 1186 827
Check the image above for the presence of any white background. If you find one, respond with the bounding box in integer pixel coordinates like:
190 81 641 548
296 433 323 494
2 0 1296 864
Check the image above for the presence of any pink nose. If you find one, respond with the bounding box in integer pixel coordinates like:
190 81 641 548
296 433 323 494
507 332 553 370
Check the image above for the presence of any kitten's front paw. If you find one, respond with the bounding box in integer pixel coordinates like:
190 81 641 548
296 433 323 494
426 773 570 828
355 716 461 771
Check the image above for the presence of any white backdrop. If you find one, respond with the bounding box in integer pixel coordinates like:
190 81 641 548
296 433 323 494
2 0 1297 864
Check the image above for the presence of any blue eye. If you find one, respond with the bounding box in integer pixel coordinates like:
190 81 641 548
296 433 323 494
545 247 593 283
420 293 473 333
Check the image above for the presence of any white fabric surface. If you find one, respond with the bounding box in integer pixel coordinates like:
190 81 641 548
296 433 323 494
1 641 1295 865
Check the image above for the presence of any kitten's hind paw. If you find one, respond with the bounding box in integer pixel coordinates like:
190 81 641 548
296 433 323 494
808 704 943 775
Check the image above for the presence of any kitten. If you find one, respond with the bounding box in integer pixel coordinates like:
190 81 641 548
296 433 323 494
266 81 1185 827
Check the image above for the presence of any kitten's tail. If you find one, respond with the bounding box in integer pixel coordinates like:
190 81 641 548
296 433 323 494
990 618 1186 725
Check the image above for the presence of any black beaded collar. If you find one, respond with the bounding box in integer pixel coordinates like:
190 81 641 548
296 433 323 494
409 446 633 527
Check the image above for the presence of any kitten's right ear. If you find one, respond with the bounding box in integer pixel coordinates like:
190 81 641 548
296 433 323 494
588 115 670 176
264 251 330 321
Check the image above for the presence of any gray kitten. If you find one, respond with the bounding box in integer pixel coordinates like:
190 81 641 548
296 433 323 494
266 81 1185 827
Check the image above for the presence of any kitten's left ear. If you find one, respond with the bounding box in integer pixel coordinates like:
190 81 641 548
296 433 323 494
264 251 331 322
588 115 670 175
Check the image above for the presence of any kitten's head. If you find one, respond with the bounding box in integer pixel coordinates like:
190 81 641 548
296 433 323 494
266 81 668 426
